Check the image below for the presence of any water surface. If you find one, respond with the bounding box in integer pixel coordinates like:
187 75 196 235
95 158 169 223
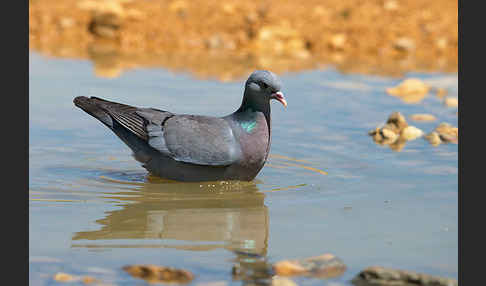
29 52 458 285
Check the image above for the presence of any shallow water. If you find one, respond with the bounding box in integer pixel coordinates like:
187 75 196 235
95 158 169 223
29 52 458 285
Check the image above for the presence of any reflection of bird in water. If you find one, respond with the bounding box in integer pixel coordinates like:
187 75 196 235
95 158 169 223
72 177 268 256
232 250 275 286
73 177 275 284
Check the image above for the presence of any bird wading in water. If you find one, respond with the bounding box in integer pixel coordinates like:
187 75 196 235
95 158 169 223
74 70 287 182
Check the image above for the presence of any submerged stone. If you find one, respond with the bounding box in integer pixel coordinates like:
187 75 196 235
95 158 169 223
123 265 194 284
352 266 458 286
273 253 346 278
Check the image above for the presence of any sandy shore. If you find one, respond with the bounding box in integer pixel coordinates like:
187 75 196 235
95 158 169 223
29 0 457 80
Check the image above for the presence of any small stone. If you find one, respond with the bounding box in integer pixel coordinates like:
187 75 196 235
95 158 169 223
385 112 408 133
123 265 194 284
444 97 458 107
273 253 346 278
425 131 442 146
400 126 424 141
381 127 398 142
53 272 76 282
409 114 437 122
386 79 430 97
352 266 458 286
88 13 122 39
82 276 98 284
435 122 458 138
434 122 458 143
271 276 298 286
273 261 307 276
436 37 448 50
329 34 347 50
394 37 416 52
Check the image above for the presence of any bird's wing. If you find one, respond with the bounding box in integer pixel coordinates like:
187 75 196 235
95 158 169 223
77 97 241 166
161 115 242 166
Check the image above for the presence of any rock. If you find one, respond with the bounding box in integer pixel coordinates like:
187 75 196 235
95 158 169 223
444 97 458 107
400 126 424 141
273 253 346 278
435 122 458 137
271 276 298 286
425 131 442 146
329 34 347 50
386 79 430 104
123 265 194 284
425 123 458 145
88 13 122 39
435 122 458 143
385 112 408 133
273 261 306 276
53 272 76 282
368 127 397 145
381 127 399 141
394 37 416 52
436 37 449 50
409 114 437 122
81 276 99 284
352 266 458 286
368 112 409 145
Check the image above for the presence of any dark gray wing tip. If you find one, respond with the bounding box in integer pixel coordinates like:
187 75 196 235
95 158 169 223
73 96 114 128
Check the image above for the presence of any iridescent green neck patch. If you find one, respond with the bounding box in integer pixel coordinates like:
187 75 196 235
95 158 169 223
241 121 257 133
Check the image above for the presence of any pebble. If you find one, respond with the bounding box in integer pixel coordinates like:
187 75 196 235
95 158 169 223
424 131 442 146
400 126 424 141
381 127 399 142
352 266 458 286
409 113 437 122
425 122 458 145
81 276 99 284
394 37 416 51
386 79 430 96
53 272 77 282
273 253 346 278
123 264 194 284
329 34 347 50
385 112 408 133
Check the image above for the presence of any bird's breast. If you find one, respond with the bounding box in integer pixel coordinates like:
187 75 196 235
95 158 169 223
234 112 270 170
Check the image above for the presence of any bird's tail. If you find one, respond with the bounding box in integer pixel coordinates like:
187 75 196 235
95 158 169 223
73 96 114 128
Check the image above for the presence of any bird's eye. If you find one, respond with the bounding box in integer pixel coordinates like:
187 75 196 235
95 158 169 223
261 82 268 89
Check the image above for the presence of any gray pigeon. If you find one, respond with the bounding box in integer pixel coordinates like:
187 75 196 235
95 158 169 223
74 70 287 182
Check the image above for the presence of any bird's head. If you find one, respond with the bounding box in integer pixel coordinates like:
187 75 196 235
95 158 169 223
243 70 287 110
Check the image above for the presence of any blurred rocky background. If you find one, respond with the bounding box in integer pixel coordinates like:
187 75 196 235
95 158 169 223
29 0 458 80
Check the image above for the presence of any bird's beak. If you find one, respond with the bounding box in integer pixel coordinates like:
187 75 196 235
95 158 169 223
272 91 287 108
